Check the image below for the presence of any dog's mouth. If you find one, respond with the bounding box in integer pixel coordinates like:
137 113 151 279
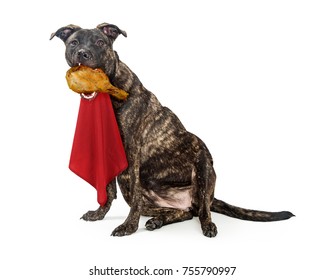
75 62 93 68
70 53 97 67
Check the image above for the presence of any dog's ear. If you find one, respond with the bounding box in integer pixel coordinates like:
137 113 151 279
97 23 127 41
50 24 81 42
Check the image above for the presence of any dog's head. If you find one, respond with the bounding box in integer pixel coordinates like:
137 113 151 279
50 23 127 72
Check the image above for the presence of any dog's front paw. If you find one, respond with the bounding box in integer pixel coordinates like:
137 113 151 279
111 223 138 237
201 222 218 238
145 218 163 231
81 206 108 221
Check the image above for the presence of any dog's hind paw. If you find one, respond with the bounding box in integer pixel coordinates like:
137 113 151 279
145 218 163 231
111 223 138 237
80 206 109 221
201 222 218 238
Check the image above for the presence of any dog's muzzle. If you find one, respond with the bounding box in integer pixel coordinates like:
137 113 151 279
77 49 93 63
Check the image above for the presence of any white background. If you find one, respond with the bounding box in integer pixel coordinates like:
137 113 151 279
1 0 324 279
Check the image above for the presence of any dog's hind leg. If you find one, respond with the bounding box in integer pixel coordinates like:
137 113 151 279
143 208 193 231
81 179 117 221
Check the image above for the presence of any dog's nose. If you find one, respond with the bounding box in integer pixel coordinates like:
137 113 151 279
77 49 92 61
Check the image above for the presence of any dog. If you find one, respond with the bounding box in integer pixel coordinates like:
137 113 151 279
51 23 294 237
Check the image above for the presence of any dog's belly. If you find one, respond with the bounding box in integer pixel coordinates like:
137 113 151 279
145 187 193 211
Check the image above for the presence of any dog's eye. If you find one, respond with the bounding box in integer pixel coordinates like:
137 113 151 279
96 40 105 47
70 40 79 47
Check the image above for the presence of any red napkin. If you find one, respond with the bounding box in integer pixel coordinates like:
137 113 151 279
69 92 128 206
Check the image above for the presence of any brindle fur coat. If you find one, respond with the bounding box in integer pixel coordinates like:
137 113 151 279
51 23 294 237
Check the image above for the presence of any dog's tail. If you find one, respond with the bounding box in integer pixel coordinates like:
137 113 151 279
211 198 294 221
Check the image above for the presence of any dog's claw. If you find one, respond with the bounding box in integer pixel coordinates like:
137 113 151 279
202 222 218 238
80 207 108 221
145 218 163 231
111 223 138 237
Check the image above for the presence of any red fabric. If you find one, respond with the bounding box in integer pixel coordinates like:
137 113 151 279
69 92 128 206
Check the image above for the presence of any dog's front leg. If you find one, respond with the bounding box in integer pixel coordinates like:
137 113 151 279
81 179 117 221
111 150 143 237
111 198 143 236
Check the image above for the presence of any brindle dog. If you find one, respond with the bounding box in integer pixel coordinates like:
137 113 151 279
51 23 294 237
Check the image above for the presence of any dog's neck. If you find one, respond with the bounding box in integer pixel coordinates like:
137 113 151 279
106 55 162 128
107 55 145 96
